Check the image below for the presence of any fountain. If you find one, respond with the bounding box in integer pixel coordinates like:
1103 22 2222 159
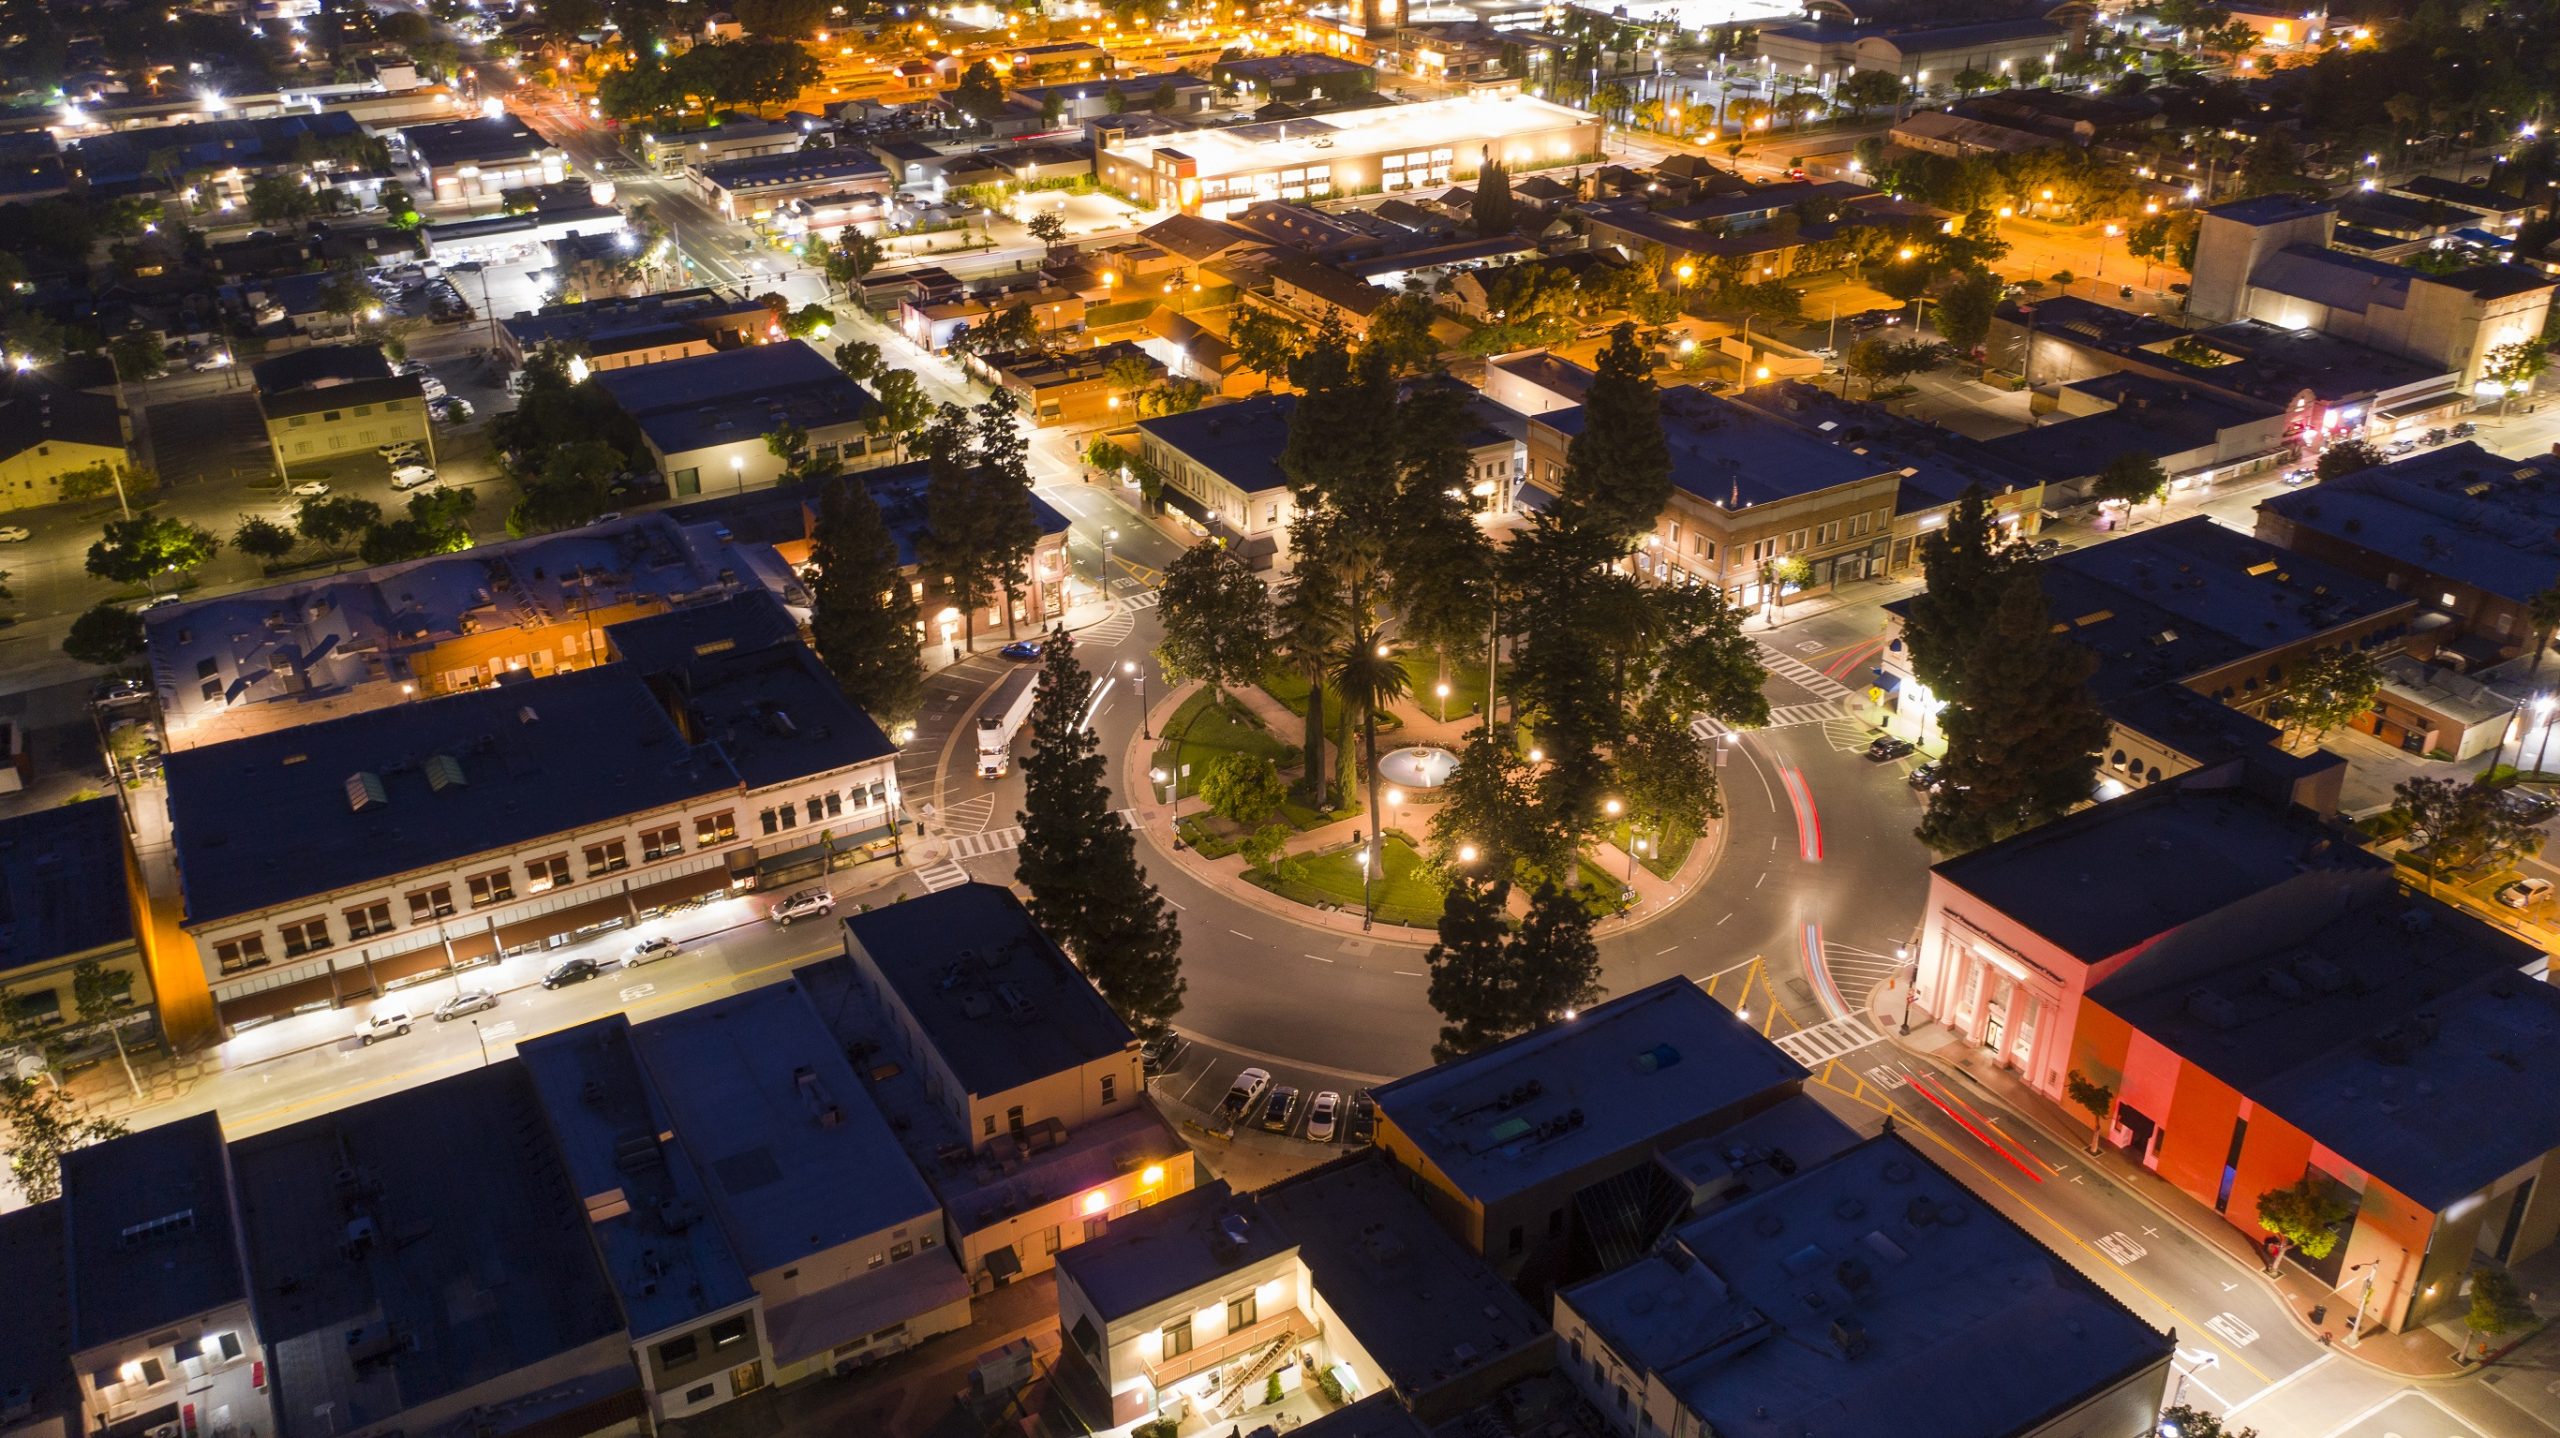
1376 745 1460 793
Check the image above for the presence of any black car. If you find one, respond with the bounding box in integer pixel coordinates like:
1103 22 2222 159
541 955 605 989
1140 1031 1184 1076
1345 1091 1377 1147
1259 1085 1301 1134
2499 788 2560 826
1866 736 1917 762
1907 760 1942 791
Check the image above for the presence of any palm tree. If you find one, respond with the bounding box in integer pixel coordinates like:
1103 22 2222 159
1274 563 1350 803
2529 584 2560 675
1330 627 1413 931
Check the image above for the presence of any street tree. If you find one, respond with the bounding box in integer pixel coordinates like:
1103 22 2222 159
1427 725 1557 880
1026 210 1067 251
867 369 931 461
0 1074 125 1203
917 404 998 653
1918 569 2108 854
2064 1070 2115 1154
62 604 145 668
86 515 218 586
294 494 382 558
1844 335 1943 397
1556 323 1670 544
2275 646 2382 744
2483 338 2549 414
1425 875 1517 1061
1901 485 2017 702
1229 306 1302 392
763 421 813 482
822 229 884 290
1473 157 1516 235
1155 539 1270 705
1361 292 1439 376
971 389 1045 638
1332 627 1412 923
71 958 141 1100
1935 267 2003 353
833 339 882 382
507 440 620 537
2156 1408 2257 1438
1199 753 1286 825
2529 583 2560 675
1837 68 1904 115
232 515 298 566
2315 438 2384 482
2255 1174 2353 1272
107 330 164 383
56 461 154 508
2393 775 2544 894
806 475 925 726
1612 696 1721 856
1273 558 1350 803
2464 1268 2534 1359
2091 451 2170 522
950 59 1007 126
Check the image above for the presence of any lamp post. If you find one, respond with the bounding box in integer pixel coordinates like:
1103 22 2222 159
730 453 745 493
1627 835 1648 883
1896 942 1917 1034
1357 839 1374 932
2535 694 2559 776
2345 1260 2381 1346
1435 680 1450 722
1125 658 1148 738
1102 526 1119 591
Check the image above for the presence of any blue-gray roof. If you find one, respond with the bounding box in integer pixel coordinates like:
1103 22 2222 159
165 665 731 925
0 798 134 977
593 342 879 456
840 883 1133 1100
693 149 887 193
397 116 552 169
1540 385 1897 509
63 1112 245 1349
1139 394 1295 498
2258 442 2560 607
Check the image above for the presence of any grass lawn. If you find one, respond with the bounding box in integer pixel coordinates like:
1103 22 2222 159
1605 821 1696 880
1249 833 1446 928
1257 663 1398 731
1397 649 1493 724
1152 689 1292 800
1573 854 1632 918
1279 796 1359 831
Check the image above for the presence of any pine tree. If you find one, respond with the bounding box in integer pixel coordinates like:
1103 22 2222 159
1557 323 1671 546
1017 628 1112 949
1156 539 1271 704
917 403 1000 652
806 477 924 727
1918 570 2108 854
1425 876 1516 1061
1077 819 1186 1040
1473 155 1516 237
972 389 1045 638
1900 484 2016 702
1512 880 1603 1026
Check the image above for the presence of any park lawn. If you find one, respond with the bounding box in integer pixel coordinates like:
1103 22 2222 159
1606 821 1696 880
1257 662 1399 732
1152 689 1292 800
1573 854 1632 918
1279 796 1359 831
1249 833 1446 928
1396 648 1493 724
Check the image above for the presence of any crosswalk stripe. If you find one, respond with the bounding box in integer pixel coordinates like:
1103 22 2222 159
1755 642 1854 703
950 825 1024 860
1771 1014 1884 1067
918 861 972 892
1692 698 1851 739
1123 590 1161 609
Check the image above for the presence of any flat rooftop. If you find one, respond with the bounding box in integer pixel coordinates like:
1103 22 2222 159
1373 979 1805 1207
0 1202 75 1436
519 1016 756 1340
1998 298 2449 405
1568 1133 2167 1438
841 884 1132 1100
626 982 941 1277
693 149 888 192
396 116 555 167
0 798 134 977
2091 877 2559 1209
592 342 879 454
164 664 730 926
1057 1179 1291 1320
231 1063 629 1438
2257 443 2560 607
1140 394 1294 497
499 287 766 353
62 1112 245 1350
1103 93 1595 180
1537 385 1900 509
1933 773 2382 964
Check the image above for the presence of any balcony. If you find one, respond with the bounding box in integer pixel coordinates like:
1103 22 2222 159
1143 1307 1309 1391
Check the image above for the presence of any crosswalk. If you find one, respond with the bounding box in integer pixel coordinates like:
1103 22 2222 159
1755 642 1856 704
1692 699 1850 740
1122 589 1161 609
949 824 1023 860
916 861 972 892
1772 1014 1885 1068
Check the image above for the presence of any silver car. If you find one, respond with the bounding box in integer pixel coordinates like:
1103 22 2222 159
434 988 499 1021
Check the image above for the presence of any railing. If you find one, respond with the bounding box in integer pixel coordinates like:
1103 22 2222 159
1141 1307 1309 1391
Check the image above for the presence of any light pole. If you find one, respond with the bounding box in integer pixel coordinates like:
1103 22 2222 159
730 453 745 493
1357 839 1375 932
2535 694 2558 776
471 1017 490 1068
1896 942 1917 1034
1627 835 1648 883
2344 1259 2381 1346
1102 526 1118 591
1124 658 1148 738
1435 681 1450 722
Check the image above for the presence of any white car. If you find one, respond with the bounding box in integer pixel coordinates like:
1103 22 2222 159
2498 877 2554 909
190 351 233 371
627 935 681 967
1306 1089 1342 1143
768 888 836 926
1220 1066 1271 1119
0 526 28 543
377 441 422 460
354 1009 413 1046
391 463 438 489
287 480 329 497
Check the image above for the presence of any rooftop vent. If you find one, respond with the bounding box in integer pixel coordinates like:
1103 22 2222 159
345 771 388 812
423 753 466 791
2183 989 2239 1030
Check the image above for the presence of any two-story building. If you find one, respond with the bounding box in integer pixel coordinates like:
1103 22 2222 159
592 342 883 495
252 345 434 475
497 288 770 372
0 799 160 1081
0 374 130 515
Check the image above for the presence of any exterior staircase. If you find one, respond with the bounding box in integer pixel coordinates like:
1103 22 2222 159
1206 1328 1299 1420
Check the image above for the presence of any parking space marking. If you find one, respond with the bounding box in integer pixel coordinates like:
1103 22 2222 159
618 983 656 1003
2203 1313 2259 1348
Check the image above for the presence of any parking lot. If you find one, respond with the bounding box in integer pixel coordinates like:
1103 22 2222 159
1150 1033 1378 1148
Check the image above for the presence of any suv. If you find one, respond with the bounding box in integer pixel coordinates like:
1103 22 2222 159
769 888 836 925
354 1009 413 1046
1220 1066 1271 1118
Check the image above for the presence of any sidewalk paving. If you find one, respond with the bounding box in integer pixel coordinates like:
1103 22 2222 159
1858 974 2477 1381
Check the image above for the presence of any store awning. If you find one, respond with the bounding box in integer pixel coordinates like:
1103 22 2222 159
494 891 635 952
217 972 341 1030
1871 667 1901 694
1158 486 1212 525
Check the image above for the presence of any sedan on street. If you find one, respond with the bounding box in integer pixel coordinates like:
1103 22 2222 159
288 480 330 497
434 989 500 1021
541 955 605 988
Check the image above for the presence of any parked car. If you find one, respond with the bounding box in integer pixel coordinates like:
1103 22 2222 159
627 935 681 967
1866 735 1917 762
768 887 836 925
391 463 439 489
2498 788 2560 825
1140 1031 1184 1075
354 1009 412 1045
377 441 422 460
190 350 234 371
433 988 499 1021
1306 1090 1342 1142
1220 1066 1271 1117
1258 1085 1301 1134
430 396 474 423
0 526 28 543
92 675 148 705
287 479 329 498
2451 421 2477 438
2281 467 2313 485
542 955 605 988
1907 760 1942 791
1000 640 1044 661
2498 877 2554 909
1346 1090 1377 1146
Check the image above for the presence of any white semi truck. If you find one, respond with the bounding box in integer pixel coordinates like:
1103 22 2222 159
975 667 1040 778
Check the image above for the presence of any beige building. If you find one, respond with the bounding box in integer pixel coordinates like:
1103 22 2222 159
0 378 129 514
251 346 433 474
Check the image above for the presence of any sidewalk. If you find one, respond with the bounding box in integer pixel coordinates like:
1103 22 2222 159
1126 680 1726 943
1859 975 2474 1380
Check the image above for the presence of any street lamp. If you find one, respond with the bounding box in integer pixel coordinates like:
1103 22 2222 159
1357 839 1375 932
1896 942 1917 1034
2535 694 2559 775
1457 843 1479 864
1434 681 1449 721
1125 659 1148 738
1103 527 1119 588
730 453 745 492
1627 835 1648 883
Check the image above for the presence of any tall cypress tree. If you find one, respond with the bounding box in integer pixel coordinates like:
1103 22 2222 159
1473 155 1516 237
1425 877 1516 1062
972 389 1045 638
1901 484 2016 703
1013 628 1185 1034
1917 570 2109 854
916 403 997 653
1558 323 1671 546
806 476 924 728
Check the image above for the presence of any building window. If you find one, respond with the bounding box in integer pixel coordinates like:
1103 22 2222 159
287 415 306 427
526 853 572 893
344 901 394 940
1007 1104 1025 1133
1228 1294 1257 1332
709 1315 751 1349
279 916 333 957
1161 1320 1193 1358
642 825 683 861
659 1335 699 1368
405 885 455 922
1101 1074 1117 1105
685 1383 715 1405
1507 1224 1524 1255
468 869 514 907
322 410 341 422
583 839 629 876
696 811 736 846
215 934 269 974
891 1238 916 1262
